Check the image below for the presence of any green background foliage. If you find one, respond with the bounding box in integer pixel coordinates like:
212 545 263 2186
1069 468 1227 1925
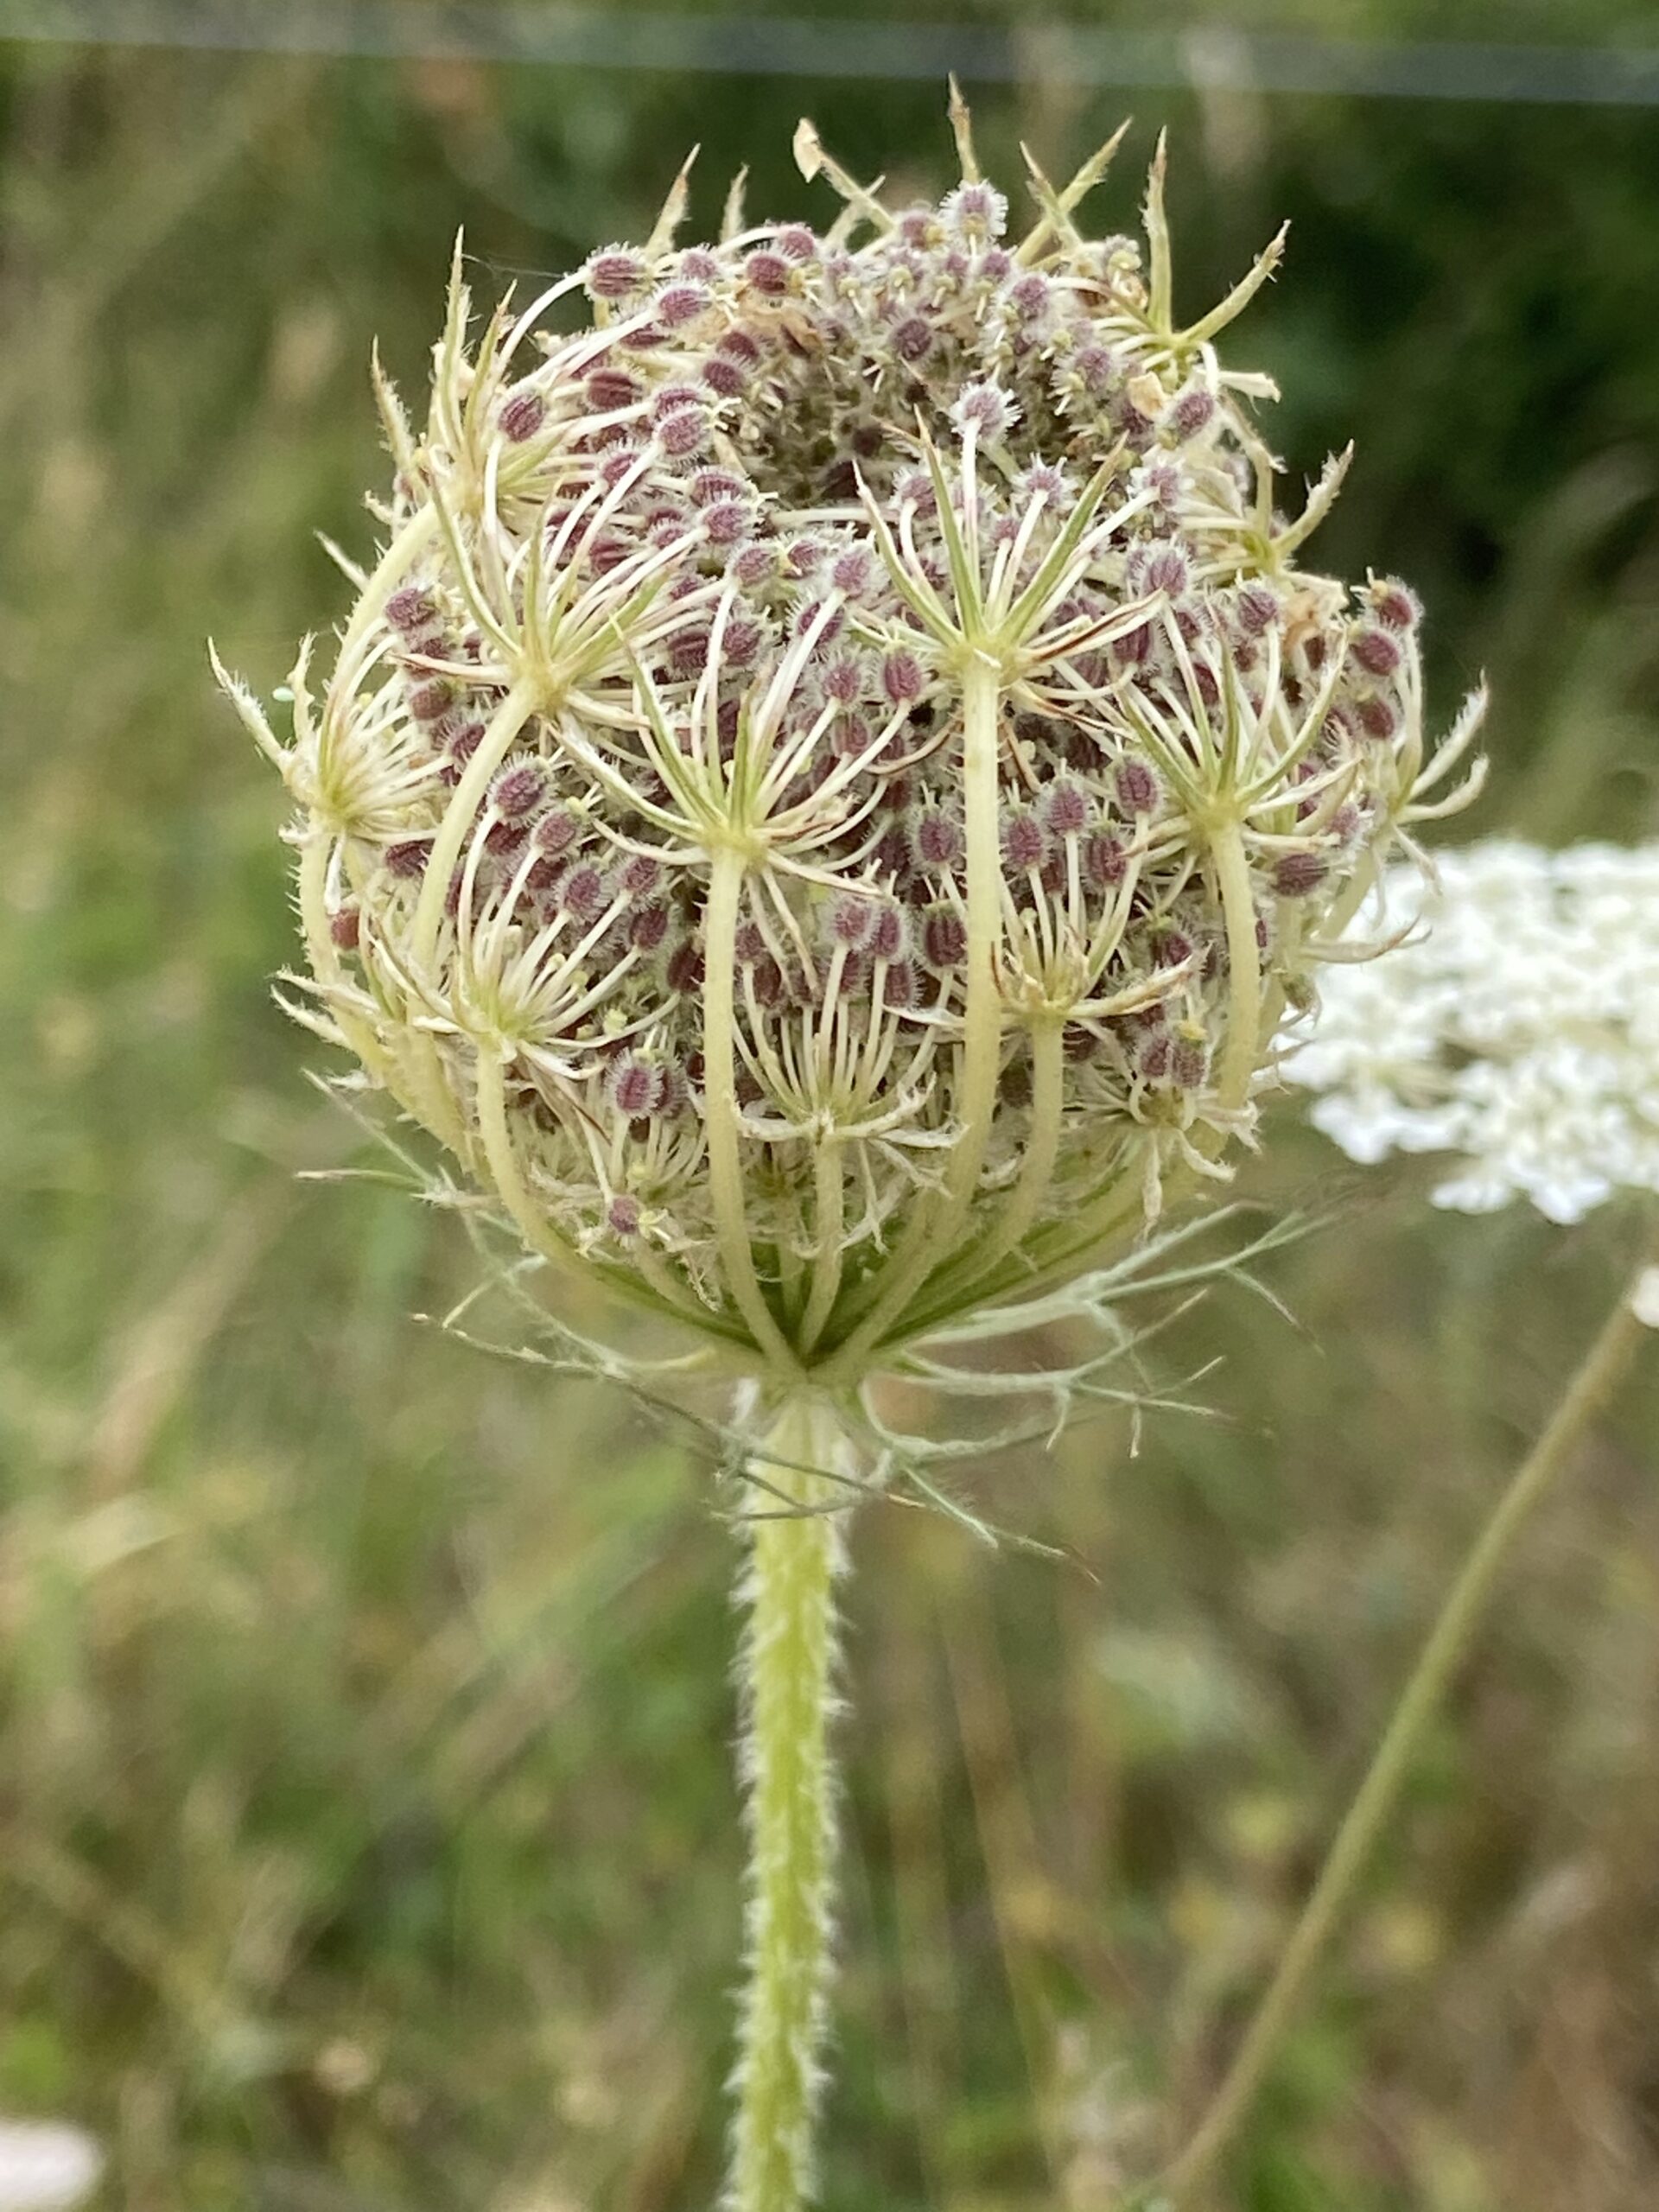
1 8 1656 2206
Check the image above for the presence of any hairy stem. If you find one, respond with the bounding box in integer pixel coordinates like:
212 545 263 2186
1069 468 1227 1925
727 1393 851 2212
1157 1237 1658 2207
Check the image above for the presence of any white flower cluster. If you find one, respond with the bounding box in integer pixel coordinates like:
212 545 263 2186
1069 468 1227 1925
0 2120 100 2212
1287 839 1659 1223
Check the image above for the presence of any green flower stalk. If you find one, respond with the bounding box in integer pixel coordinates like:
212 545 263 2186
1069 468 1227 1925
221 90 1481 2207
728 1393 848 2212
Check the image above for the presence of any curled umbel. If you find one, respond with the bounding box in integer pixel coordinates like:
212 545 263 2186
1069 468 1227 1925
219 102 1483 1389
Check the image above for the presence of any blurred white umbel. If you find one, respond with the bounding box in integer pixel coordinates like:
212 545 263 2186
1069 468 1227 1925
1288 840 1659 1222
0 2121 101 2212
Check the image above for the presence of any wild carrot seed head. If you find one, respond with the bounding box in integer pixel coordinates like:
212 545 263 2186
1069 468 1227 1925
225 100 1483 1369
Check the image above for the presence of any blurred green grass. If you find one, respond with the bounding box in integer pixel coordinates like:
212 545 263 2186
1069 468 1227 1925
1 23 1657 2210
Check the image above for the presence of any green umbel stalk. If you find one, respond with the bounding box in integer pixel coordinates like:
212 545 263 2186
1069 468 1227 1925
726 1394 850 2212
1154 1234 1658 2208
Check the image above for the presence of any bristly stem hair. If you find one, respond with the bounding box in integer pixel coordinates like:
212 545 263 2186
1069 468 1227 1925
727 1394 850 2212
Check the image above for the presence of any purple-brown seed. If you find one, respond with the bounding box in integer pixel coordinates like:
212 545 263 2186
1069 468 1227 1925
499 387 547 442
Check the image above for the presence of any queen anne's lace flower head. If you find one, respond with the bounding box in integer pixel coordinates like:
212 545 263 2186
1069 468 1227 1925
0 2120 102 2212
1288 840 1659 1223
220 102 1480 1381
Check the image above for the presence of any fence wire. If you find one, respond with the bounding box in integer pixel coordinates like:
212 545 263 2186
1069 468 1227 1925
2 2 1656 106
